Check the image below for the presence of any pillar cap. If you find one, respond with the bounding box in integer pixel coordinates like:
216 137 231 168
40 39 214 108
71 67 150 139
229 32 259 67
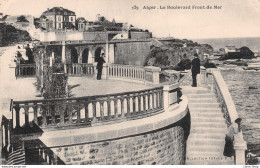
144 66 161 72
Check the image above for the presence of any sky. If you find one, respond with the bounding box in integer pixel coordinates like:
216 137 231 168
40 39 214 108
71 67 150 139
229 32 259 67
0 0 260 39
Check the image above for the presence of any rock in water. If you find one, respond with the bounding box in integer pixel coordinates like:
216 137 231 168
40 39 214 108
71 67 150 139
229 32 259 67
249 86 258 89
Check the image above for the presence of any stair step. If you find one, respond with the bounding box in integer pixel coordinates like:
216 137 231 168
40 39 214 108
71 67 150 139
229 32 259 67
189 103 219 108
186 94 215 98
182 89 209 94
187 140 225 147
190 128 226 134
187 146 225 153
191 117 226 123
189 107 222 112
190 113 223 118
188 134 226 140
185 158 234 165
188 99 216 103
191 123 227 129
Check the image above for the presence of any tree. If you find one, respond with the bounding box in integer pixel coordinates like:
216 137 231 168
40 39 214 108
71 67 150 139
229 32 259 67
17 15 29 22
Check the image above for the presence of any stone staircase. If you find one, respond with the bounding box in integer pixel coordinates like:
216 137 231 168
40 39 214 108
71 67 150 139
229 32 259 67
181 86 234 165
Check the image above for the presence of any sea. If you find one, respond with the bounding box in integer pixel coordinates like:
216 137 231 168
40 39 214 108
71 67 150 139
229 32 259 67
221 69 260 155
193 37 260 51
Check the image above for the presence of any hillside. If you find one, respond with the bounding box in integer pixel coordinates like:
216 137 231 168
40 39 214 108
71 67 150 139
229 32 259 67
145 39 213 70
0 23 31 46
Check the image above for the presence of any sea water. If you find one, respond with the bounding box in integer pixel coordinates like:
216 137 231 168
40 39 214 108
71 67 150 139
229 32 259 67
221 69 260 154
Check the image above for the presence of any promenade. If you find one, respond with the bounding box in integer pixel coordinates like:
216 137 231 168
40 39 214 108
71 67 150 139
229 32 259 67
0 46 151 119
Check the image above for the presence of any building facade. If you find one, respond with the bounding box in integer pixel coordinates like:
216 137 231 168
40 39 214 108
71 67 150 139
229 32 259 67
40 7 76 31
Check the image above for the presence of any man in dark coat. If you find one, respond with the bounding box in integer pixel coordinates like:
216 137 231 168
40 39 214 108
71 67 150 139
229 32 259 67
96 53 106 80
191 53 200 87
26 44 34 64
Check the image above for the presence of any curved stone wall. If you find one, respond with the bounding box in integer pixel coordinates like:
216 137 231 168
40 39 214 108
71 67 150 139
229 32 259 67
37 96 190 165
52 122 188 165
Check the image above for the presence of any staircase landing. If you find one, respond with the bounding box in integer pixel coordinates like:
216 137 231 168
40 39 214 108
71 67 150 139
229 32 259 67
182 86 234 165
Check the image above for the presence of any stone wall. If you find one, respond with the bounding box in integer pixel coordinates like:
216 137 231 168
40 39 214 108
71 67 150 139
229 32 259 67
114 41 152 66
52 124 186 165
130 32 152 40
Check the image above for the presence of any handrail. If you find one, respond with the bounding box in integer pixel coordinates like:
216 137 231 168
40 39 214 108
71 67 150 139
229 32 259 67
13 86 163 104
205 68 247 165
12 86 164 129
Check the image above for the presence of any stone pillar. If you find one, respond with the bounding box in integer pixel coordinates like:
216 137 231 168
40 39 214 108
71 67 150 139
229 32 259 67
88 50 93 64
163 83 179 110
198 66 206 85
163 70 181 83
144 66 161 85
62 41 67 73
105 38 109 63
62 41 66 63
108 44 115 63
234 132 247 165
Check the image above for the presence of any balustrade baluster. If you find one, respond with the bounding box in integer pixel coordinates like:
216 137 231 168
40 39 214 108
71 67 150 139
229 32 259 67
121 66 123 77
33 103 38 125
155 91 159 109
143 94 146 113
121 98 125 117
107 96 111 118
126 95 130 116
14 105 20 128
7 122 11 152
24 103 29 126
77 104 80 123
114 97 118 118
25 67 28 76
147 93 151 111
42 105 47 126
50 104 55 125
112 66 114 76
92 102 97 122
53 154 58 165
100 101 104 120
152 92 155 110
133 94 136 114
4 125 8 149
138 95 141 113
68 104 73 124
60 104 65 125
84 103 89 124
159 90 163 108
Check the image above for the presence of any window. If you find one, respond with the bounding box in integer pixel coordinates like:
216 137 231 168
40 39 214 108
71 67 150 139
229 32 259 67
59 23 61 29
58 16 61 21
71 17 73 21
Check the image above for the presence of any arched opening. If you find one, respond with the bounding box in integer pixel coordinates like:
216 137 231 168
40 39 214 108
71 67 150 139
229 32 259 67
94 47 104 62
71 47 78 63
82 48 89 63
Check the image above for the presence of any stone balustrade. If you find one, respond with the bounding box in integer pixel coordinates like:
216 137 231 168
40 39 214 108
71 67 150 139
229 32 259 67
15 64 36 77
11 86 164 129
66 63 94 76
204 68 247 165
108 64 146 82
